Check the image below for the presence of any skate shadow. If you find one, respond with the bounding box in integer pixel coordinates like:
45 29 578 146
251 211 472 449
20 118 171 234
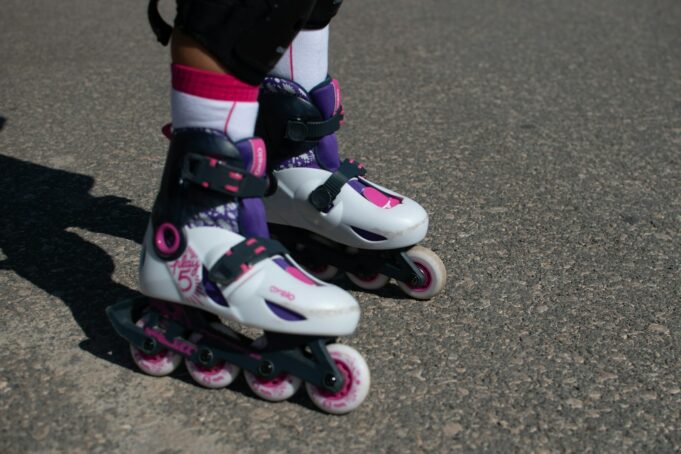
329 275 414 301
0 154 148 372
170 369 323 412
0 116 6 132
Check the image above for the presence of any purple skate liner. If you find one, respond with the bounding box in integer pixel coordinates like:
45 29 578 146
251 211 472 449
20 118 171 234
187 203 240 231
202 267 228 306
261 76 402 209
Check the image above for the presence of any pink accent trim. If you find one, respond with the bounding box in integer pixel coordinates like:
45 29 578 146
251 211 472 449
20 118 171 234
171 64 258 101
249 138 267 177
223 102 236 136
209 159 218 167
161 123 172 139
331 79 342 115
155 223 181 255
246 238 257 246
201 182 209 188
240 264 250 273
408 262 433 292
318 355 353 400
286 266 316 285
224 184 239 193
362 187 402 209
225 250 233 256
229 171 243 181
254 246 266 255
288 44 294 80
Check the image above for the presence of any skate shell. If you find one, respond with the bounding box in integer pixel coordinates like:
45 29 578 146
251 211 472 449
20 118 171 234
140 225 361 337
266 167 429 250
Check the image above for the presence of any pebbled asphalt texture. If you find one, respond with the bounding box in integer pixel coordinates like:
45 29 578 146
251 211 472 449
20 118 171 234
1 0 680 452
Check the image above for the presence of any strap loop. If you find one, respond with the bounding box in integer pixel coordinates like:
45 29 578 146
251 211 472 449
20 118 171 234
181 153 268 198
285 110 343 143
209 238 288 286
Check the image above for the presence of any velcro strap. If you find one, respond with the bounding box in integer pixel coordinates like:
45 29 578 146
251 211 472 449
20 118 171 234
209 238 288 286
148 0 173 46
285 110 343 142
181 153 268 198
308 159 366 211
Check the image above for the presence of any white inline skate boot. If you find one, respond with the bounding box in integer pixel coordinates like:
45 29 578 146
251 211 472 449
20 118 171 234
107 128 370 414
256 76 446 299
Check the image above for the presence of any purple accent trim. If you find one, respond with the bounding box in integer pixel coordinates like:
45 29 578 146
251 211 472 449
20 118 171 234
234 139 253 174
261 76 309 100
202 268 228 306
275 150 320 170
266 301 306 321
351 226 387 242
347 179 365 194
310 80 342 171
187 202 239 232
273 257 289 270
155 223 181 255
310 79 338 119
238 198 270 238
315 134 340 171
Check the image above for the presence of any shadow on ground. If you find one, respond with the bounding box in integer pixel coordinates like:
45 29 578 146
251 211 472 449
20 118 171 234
0 154 148 370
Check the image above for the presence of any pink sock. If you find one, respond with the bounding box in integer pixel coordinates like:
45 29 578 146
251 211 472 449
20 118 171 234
171 64 260 141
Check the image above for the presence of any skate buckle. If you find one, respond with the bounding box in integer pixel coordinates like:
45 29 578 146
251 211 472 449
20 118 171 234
308 158 367 211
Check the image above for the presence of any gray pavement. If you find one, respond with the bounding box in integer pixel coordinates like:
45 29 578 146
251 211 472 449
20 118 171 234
1 0 680 451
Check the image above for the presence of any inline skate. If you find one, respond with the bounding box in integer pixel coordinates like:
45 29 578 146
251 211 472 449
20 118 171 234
256 76 446 299
106 129 370 414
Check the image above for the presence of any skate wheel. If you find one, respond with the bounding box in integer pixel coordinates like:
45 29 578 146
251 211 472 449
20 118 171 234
305 344 370 415
345 272 389 290
306 264 339 281
397 245 447 300
185 334 240 389
130 318 182 377
244 370 302 402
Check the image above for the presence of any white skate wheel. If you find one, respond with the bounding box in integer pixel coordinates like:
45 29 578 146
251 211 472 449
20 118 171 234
185 334 240 389
244 370 302 402
305 344 370 415
345 271 390 290
306 264 339 281
397 245 447 300
130 318 182 377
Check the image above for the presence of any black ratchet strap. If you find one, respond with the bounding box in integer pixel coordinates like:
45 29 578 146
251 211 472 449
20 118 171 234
308 158 366 211
285 110 343 142
148 0 173 45
181 153 267 198
209 238 288 286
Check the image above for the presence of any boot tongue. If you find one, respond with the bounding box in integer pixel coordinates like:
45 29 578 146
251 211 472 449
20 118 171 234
310 79 343 171
234 138 267 177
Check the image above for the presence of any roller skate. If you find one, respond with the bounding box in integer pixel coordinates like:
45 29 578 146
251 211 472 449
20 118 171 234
256 76 446 299
106 129 370 414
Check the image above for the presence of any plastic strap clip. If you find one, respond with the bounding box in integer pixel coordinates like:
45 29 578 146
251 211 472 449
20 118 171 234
308 158 366 211
181 153 267 198
209 238 288 286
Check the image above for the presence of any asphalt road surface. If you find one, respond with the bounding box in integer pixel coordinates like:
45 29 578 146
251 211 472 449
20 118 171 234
1 0 680 451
